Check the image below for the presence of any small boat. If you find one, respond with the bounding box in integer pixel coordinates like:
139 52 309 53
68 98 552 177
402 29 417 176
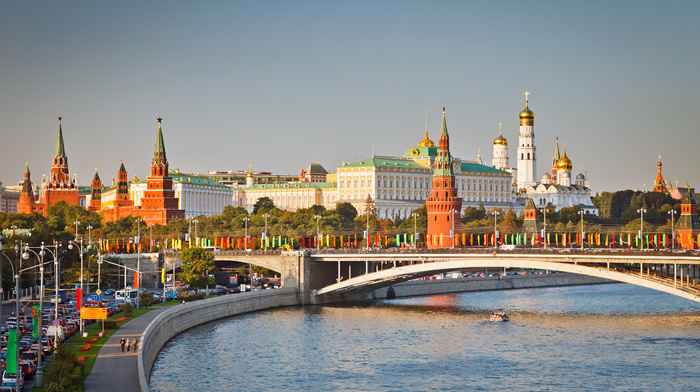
489 312 509 322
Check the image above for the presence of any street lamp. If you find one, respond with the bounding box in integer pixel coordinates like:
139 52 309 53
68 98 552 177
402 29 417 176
1 238 22 386
68 238 85 333
542 208 548 249
449 209 457 249
314 215 321 250
243 217 250 250
578 210 585 250
193 219 199 247
411 213 419 249
135 217 142 306
668 209 677 249
638 209 647 250
22 242 56 386
492 211 500 250
262 213 270 251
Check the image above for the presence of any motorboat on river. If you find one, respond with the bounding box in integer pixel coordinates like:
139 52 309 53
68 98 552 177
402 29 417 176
489 312 509 322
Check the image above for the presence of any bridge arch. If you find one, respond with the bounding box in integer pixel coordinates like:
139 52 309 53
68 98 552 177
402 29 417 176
313 255 700 304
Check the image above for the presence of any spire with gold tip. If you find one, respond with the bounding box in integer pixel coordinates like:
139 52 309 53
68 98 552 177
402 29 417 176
418 105 435 147
519 91 535 126
493 123 508 145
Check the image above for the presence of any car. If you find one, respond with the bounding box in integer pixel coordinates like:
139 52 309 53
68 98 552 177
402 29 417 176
104 289 115 296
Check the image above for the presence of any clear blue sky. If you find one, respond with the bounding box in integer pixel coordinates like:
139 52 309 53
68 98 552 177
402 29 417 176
1 1 698 193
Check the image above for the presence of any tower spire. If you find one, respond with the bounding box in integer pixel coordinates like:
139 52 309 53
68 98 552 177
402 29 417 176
54 116 66 158
152 117 168 167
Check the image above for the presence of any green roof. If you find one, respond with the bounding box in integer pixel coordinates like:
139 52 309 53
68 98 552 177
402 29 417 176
243 182 337 190
401 146 438 158
460 162 509 174
342 157 428 170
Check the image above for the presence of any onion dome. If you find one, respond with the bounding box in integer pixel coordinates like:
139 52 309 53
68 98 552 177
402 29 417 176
246 170 254 178
493 123 508 145
556 146 573 171
541 171 552 185
418 130 435 147
519 92 534 126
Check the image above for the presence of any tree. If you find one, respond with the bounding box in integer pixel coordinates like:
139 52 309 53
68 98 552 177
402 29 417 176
44 341 84 392
253 197 275 214
335 202 358 223
180 247 216 290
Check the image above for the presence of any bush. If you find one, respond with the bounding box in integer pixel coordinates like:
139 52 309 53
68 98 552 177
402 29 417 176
140 292 154 308
120 303 135 316
102 320 118 329
44 341 85 392
176 293 205 302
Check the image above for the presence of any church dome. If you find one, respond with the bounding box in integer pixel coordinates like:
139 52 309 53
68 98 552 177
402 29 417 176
418 131 435 147
246 170 254 178
519 101 534 126
576 172 585 180
493 128 508 146
556 148 573 171
560 171 571 179
541 171 552 185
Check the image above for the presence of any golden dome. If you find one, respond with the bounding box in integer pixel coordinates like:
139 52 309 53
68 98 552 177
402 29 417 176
556 147 573 171
246 170 254 178
418 130 435 147
493 123 508 145
519 92 534 126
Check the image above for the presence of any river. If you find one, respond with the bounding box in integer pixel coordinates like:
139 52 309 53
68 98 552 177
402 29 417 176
150 283 700 391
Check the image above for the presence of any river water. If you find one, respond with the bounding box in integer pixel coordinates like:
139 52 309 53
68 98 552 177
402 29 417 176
150 284 700 391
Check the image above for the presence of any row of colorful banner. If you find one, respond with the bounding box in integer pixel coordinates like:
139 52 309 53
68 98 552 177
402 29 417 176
97 231 698 253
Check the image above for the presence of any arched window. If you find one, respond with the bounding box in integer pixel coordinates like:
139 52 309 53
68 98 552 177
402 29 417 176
527 153 530 159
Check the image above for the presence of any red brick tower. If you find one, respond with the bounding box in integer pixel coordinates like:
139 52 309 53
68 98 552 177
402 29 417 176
17 163 45 215
522 198 539 234
676 185 700 249
88 169 102 212
40 117 79 214
136 117 185 226
426 108 462 248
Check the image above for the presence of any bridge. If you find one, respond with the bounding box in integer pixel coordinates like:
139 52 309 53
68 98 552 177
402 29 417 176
163 250 700 304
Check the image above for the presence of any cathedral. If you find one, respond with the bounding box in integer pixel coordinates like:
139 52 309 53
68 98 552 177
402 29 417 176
492 93 598 215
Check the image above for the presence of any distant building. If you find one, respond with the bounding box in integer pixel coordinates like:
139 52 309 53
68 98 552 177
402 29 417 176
0 182 20 214
299 163 328 183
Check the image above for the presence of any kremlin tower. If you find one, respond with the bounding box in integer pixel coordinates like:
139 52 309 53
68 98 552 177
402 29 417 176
136 117 185 226
522 197 539 235
426 108 463 248
675 185 700 249
516 92 536 190
40 117 80 212
16 163 45 215
88 169 102 212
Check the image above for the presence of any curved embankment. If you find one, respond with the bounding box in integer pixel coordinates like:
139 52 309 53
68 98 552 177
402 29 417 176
137 288 300 392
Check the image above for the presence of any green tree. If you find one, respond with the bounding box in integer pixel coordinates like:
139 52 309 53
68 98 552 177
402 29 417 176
335 202 358 223
253 197 275 214
44 341 85 392
180 247 216 290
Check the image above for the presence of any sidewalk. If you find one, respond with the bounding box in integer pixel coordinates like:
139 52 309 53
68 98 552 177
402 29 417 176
84 307 168 392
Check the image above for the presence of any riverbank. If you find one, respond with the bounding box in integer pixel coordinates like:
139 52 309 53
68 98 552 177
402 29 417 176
373 272 610 299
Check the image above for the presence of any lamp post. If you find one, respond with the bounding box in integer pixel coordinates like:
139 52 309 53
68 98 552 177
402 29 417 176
578 210 585 250
193 219 199 247
411 213 419 249
668 209 677 249
68 238 85 333
136 217 142 307
1 239 21 386
492 211 500 250
638 209 647 250
314 215 321 250
262 213 270 251
449 209 457 249
243 217 250 250
542 208 548 249
22 242 55 386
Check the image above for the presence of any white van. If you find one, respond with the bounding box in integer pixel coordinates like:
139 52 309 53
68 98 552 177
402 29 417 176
46 325 65 343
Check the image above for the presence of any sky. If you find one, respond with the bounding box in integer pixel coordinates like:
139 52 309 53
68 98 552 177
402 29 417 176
1 1 699 194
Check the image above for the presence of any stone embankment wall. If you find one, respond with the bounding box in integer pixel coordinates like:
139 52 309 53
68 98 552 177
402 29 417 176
138 288 299 391
373 273 611 299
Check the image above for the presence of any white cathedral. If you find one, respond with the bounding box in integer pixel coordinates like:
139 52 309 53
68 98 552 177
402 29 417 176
492 92 598 215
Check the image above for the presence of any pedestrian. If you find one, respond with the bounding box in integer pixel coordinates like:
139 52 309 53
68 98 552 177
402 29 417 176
120 338 125 352
133 337 139 353
126 338 131 352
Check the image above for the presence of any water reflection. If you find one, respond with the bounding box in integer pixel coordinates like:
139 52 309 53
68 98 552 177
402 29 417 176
151 284 700 391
